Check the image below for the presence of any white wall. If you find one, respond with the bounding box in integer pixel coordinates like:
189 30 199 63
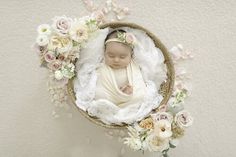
0 0 235 157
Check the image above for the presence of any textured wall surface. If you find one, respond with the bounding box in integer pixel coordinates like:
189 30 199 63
0 0 236 157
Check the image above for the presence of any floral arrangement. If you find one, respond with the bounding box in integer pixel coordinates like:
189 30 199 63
34 15 102 104
123 96 193 157
123 45 194 157
34 0 131 112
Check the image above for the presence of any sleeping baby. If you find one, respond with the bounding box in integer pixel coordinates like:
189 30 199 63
95 29 148 108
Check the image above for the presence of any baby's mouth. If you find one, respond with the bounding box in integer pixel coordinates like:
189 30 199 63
111 64 123 69
112 64 120 67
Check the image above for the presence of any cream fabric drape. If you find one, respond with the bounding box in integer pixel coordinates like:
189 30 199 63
95 60 147 108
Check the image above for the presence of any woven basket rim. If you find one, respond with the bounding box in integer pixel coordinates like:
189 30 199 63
67 21 175 129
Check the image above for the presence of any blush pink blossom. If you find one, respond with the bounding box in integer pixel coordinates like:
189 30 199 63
52 16 72 36
125 33 135 44
44 51 56 63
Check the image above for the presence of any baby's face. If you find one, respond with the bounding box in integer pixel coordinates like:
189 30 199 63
105 42 132 69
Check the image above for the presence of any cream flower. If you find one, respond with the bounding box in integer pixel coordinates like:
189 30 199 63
36 35 49 46
37 24 51 35
48 35 72 53
175 110 193 128
54 70 63 80
124 137 142 151
154 120 172 139
69 22 89 43
139 117 154 129
171 122 185 138
146 132 169 152
52 16 72 36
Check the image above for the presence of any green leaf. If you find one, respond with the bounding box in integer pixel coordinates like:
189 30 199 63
162 148 170 157
169 142 176 148
163 153 169 157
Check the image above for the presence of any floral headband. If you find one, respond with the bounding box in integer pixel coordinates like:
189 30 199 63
105 31 136 49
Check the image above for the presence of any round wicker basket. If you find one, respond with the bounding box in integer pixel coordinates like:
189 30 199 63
67 22 175 129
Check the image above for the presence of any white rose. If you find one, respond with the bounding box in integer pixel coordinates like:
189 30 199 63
154 120 172 139
69 21 88 43
54 70 63 80
175 110 193 128
37 24 51 35
36 35 49 46
146 132 170 152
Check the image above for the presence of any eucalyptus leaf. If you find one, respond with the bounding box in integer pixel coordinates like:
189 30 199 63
169 142 176 148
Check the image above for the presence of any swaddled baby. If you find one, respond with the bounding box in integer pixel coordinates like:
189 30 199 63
95 29 148 108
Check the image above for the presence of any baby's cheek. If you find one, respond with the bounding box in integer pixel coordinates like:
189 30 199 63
104 57 111 65
124 58 131 65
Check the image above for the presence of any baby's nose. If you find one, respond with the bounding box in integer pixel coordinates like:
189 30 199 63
114 57 120 62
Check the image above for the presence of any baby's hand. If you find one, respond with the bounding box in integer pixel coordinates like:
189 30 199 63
120 84 133 95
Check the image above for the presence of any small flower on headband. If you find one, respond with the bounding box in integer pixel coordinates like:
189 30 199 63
117 31 135 47
105 31 136 49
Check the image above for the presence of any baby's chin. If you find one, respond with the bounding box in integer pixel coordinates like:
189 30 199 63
109 65 127 69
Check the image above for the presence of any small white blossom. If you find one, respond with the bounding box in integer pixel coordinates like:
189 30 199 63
124 137 142 151
37 24 51 35
36 35 49 46
54 70 63 80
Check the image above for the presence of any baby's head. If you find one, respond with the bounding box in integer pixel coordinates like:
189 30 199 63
104 29 135 69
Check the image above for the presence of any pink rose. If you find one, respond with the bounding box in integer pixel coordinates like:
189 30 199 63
125 33 135 44
175 110 193 128
44 51 56 63
151 112 173 123
52 16 72 36
47 60 62 70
